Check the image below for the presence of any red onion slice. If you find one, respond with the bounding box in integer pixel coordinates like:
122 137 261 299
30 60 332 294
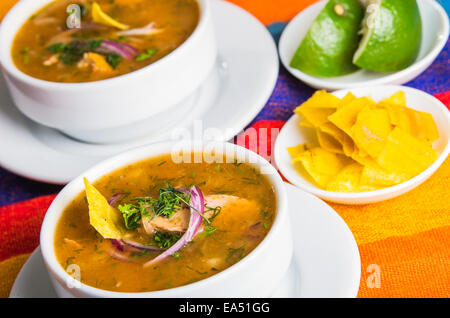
111 239 125 252
107 247 132 262
121 238 165 252
96 40 139 59
107 192 126 208
143 185 204 267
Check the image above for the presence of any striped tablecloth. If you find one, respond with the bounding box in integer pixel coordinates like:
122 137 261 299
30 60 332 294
0 0 449 298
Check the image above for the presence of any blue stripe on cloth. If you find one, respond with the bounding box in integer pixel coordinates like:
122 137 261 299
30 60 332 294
436 0 450 16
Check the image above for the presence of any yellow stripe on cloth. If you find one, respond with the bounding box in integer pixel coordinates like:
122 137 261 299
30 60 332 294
331 158 450 245
0 253 30 298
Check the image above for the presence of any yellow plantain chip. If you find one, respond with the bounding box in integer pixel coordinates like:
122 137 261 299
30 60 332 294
319 122 354 156
291 147 348 188
316 130 344 154
326 162 380 192
351 149 377 167
409 109 439 141
92 2 130 30
377 128 438 178
381 91 406 106
361 164 409 186
296 90 341 109
296 106 336 127
328 97 375 136
351 106 392 158
287 144 309 158
299 120 315 128
84 177 125 239
338 92 357 108
380 103 439 142
380 103 411 129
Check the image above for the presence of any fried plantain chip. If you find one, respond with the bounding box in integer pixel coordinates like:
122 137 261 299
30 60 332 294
316 130 344 154
84 178 125 239
351 106 392 158
380 91 406 106
328 97 375 136
297 90 341 109
377 128 438 178
326 162 380 192
290 146 348 187
361 164 409 186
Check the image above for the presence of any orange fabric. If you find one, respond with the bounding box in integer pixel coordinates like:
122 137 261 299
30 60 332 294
0 0 319 24
227 0 318 25
0 0 16 22
0 0 449 299
333 159 450 298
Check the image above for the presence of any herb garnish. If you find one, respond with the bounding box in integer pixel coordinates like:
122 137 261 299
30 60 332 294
232 160 243 167
118 184 215 236
132 250 150 259
135 48 157 62
46 40 122 68
118 184 193 229
106 53 122 69
226 246 246 263
205 205 221 222
204 225 216 236
47 40 103 65
154 231 181 249
118 203 143 230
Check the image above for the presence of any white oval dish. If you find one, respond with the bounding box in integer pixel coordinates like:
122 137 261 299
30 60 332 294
40 141 293 297
274 85 450 205
12 183 361 298
278 0 449 91
0 0 217 143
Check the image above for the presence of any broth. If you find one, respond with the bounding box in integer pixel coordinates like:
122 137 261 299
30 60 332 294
54 154 276 292
11 0 199 82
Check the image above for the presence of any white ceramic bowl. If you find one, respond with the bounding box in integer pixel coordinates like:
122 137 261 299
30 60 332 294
0 0 217 143
279 0 449 91
274 85 450 204
40 141 292 297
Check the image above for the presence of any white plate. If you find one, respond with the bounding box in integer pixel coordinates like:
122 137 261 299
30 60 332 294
0 0 278 184
10 183 360 298
274 85 450 204
278 0 449 90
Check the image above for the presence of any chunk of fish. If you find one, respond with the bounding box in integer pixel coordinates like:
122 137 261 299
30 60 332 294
43 54 59 66
77 52 113 73
64 238 83 250
141 195 246 234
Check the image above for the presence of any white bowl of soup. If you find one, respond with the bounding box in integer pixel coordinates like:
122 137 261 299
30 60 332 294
40 141 293 297
0 0 217 143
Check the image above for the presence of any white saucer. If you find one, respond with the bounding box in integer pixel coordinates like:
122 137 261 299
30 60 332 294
278 0 449 90
10 183 361 298
0 0 278 184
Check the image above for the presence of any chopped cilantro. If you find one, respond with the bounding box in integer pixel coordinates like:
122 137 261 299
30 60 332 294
135 48 157 62
106 53 122 69
154 231 181 249
118 203 142 230
46 40 107 65
204 225 216 236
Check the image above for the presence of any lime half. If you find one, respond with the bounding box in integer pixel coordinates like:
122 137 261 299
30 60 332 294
353 0 422 72
290 0 364 77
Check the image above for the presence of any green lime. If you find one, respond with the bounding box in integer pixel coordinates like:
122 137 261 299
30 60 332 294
290 0 364 77
353 0 422 72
